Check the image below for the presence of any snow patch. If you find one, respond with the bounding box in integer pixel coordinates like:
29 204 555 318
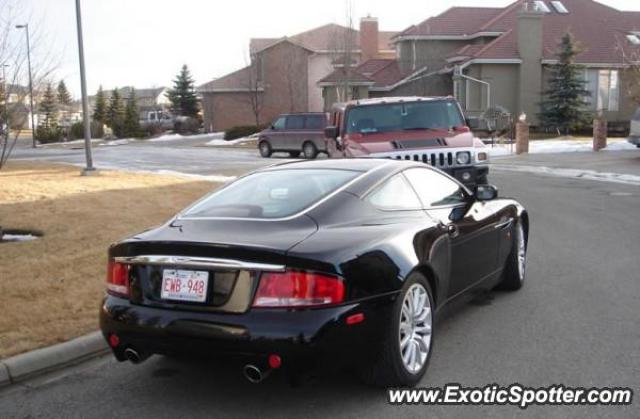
99 139 129 146
492 164 640 186
488 139 636 156
1 234 38 242
147 132 224 142
205 134 257 147
152 170 237 183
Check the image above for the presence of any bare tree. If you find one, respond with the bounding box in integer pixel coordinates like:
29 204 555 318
621 52 640 108
615 34 640 108
283 45 308 112
328 0 357 103
238 53 264 127
0 0 61 169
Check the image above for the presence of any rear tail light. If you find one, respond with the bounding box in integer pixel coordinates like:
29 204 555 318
253 270 344 308
106 259 130 297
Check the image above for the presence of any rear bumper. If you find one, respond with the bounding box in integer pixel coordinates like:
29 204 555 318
100 294 395 368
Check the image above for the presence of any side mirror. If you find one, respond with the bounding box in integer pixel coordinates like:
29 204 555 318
475 184 498 201
324 125 338 140
270 124 276 130
465 117 479 130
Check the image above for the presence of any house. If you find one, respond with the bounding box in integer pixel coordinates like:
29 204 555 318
198 18 397 132
319 0 640 127
2 84 41 129
88 86 170 120
119 86 171 120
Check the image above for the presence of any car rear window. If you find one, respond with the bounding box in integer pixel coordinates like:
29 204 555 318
183 169 361 219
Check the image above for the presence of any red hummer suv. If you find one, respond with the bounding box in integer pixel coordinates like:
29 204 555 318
324 97 489 187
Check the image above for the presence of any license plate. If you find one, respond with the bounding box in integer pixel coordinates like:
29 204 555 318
161 269 209 302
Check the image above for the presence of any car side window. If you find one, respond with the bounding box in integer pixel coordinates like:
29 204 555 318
367 174 422 211
404 168 467 207
272 117 286 130
285 115 305 130
305 115 326 129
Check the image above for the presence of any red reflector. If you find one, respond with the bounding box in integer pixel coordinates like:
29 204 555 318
253 270 344 308
108 334 120 348
268 354 282 369
346 313 365 325
106 260 130 297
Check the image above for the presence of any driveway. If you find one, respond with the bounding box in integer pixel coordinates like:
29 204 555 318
1 168 638 419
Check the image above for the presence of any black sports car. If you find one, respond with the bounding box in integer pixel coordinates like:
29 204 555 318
100 159 529 386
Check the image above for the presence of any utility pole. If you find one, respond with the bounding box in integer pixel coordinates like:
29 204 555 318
15 24 36 148
74 0 96 174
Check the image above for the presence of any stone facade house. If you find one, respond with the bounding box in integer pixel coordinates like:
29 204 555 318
198 19 397 132
319 0 640 128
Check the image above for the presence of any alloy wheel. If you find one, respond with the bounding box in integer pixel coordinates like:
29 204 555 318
517 223 526 281
399 283 432 374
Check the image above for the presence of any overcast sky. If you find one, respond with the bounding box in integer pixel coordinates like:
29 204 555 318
10 0 640 97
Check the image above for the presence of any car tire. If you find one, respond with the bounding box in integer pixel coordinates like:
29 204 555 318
289 151 301 158
360 273 434 387
302 142 318 159
259 141 272 158
498 220 527 291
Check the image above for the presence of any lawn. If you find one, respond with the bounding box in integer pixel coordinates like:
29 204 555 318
0 161 217 358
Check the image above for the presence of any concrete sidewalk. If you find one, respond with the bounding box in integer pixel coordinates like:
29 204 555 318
492 149 640 177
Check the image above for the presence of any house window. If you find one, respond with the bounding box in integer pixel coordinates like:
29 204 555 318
626 34 640 45
597 70 619 112
533 1 551 13
550 1 568 14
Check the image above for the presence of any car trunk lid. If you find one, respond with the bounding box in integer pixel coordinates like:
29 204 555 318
110 216 317 313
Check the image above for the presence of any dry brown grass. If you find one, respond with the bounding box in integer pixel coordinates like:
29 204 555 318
0 161 216 358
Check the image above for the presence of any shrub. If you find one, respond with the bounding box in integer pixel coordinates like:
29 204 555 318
224 125 263 141
69 121 104 140
35 126 64 144
174 117 201 135
140 123 166 139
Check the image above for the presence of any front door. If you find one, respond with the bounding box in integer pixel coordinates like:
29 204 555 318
403 168 501 297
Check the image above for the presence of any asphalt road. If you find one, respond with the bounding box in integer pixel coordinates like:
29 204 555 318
10 137 282 177
1 165 638 418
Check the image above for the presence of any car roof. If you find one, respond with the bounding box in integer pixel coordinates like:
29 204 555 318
331 96 454 111
260 158 422 173
277 112 327 117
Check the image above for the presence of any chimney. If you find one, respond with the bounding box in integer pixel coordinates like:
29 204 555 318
517 6 544 125
360 16 379 62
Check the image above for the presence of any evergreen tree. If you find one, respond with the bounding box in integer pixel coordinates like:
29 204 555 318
57 80 72 106
39 83 58 128
106 88 124 136
539 32 591 134
93 86 107 124
123 88 141 137
166 65 199 118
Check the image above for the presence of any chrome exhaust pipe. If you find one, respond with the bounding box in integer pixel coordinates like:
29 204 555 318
124 348 148 364
243 364 271 384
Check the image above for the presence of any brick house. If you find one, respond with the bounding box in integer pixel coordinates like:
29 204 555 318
198 19 397 132
319 0 640 127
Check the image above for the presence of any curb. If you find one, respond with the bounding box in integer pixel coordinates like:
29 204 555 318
0 331 109 387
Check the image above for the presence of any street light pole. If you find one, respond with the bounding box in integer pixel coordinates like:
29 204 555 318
74 0 95 174
2 64 10 134
15 24 36 148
